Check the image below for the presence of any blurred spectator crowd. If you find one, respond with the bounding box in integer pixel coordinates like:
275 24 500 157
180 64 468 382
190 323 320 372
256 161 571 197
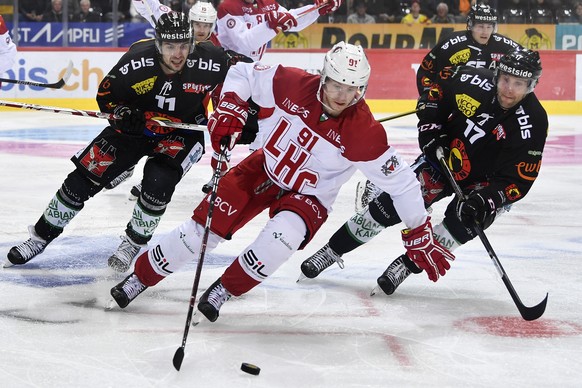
10 0 582 24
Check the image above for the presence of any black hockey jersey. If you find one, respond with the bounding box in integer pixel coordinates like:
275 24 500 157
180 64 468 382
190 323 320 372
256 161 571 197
416 30 521 94
418 66 548 209
97 40 235 136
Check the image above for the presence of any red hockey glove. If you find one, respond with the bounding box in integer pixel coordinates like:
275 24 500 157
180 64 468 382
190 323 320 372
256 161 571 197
401 217 455 282
265 11 298 33
315 0 342 15
113 105 146 136
207 92 249 153
456 191 497 229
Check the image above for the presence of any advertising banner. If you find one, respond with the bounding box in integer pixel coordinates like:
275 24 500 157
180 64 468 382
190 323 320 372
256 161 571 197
1 49 581 104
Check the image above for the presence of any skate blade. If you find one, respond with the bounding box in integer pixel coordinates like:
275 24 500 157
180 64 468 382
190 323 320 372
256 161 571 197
192 312 203 327
296 273 308 283
2 260 15 269
104 298 117 310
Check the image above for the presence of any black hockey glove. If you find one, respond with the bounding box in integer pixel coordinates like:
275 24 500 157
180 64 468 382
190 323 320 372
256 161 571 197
419 130 449 168
113 105 146 136
456 191 497 229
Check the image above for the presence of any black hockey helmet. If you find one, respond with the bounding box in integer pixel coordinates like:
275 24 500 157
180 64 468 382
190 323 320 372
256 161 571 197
155 11 193 54
495 48 542 93
467 4 498 30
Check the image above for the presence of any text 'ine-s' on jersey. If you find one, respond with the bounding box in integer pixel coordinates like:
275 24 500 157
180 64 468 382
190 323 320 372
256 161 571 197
420 66 548 209
96 40 232 136
223 62 428 230
417 30 521 94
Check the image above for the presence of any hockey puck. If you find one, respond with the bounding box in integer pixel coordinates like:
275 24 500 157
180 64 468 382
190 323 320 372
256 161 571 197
240 362 261 375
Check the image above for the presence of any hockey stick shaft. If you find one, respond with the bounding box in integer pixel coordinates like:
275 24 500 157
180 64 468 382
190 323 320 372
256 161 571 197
378 104 424 123
436 147 548 321
0 99 206 132
0 60 73 89
173 145 227 371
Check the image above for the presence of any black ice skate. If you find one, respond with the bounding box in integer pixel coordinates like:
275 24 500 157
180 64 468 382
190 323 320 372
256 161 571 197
104 166 135 190
128 183 141 201
197 278 231 322
108 235 143 273
6 225 48 266
354 179 383 212
299 243 344 280
373 254 421 296
110 273 148 308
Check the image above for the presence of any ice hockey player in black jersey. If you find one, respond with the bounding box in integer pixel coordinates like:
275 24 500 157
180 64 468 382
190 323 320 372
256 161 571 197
6 12 248 272
300 48 548 295
416 3 521 94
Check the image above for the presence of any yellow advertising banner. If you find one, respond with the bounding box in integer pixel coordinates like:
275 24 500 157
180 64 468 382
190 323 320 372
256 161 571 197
272 23 556 50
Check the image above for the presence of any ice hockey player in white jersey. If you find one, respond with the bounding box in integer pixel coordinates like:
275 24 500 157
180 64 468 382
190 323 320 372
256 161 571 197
110 42 455 320
0 15 17 78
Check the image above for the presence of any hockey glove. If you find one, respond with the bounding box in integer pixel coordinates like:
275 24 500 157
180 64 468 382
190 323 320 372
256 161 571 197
420 131 449 168
113 105 146 136
208 92 249 153
315 0 342 15
265 11 298 33
401 217 455 282
457 191 497 229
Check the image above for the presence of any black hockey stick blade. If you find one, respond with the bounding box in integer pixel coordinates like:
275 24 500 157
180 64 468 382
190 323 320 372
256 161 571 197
502 276 548 321
173 346 185 371
0 60 73 89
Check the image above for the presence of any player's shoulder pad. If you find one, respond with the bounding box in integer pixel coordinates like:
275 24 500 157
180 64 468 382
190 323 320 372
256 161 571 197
340 102 388 162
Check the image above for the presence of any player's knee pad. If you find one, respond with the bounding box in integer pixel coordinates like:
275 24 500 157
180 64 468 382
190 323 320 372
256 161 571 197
61 169 102 206
140 159 182 209
234 211 306 283
142 219 222 278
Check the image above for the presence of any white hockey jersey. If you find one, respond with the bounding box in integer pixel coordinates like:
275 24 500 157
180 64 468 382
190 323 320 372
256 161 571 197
0 15 17 76
223 62 428 229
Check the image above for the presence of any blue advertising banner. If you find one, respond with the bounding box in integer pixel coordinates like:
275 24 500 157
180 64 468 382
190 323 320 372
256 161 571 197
556 24 582 50
7 22 155 47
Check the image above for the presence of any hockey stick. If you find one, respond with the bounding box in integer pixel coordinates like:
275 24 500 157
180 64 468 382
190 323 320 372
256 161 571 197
173 144 227 371
0 100 206 132
436 147 548 321
0 60 73 89
378 104 425 123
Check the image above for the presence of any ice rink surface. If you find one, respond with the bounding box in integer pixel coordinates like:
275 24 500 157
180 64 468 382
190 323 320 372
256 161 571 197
0 111 581 387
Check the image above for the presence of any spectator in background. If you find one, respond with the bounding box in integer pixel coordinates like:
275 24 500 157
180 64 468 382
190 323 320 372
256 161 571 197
431 2 455 22
365 0 392 22
575 1 582 22
42 0 64 21
419 0 438 18
401 0 430 24
72 0 102 22
347 1 376 23
19 0 48 22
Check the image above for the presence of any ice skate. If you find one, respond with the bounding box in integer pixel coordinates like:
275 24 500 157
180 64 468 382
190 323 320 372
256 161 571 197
354 179 382 212
371 255 415 296
6 225 48 267
298 243 344 281
197 278 231 322
110 273 148 308
108 235 143 273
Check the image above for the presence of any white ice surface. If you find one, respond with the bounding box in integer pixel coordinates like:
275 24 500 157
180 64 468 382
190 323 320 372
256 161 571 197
0 112 581 387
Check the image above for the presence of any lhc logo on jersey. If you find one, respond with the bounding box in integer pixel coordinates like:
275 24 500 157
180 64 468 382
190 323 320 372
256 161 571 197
449 138 471 181
80 139 116 177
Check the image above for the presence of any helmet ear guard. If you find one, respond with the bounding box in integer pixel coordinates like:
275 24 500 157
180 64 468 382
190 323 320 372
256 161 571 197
155 11 194 54
494 48 542 93
318 41 371 108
